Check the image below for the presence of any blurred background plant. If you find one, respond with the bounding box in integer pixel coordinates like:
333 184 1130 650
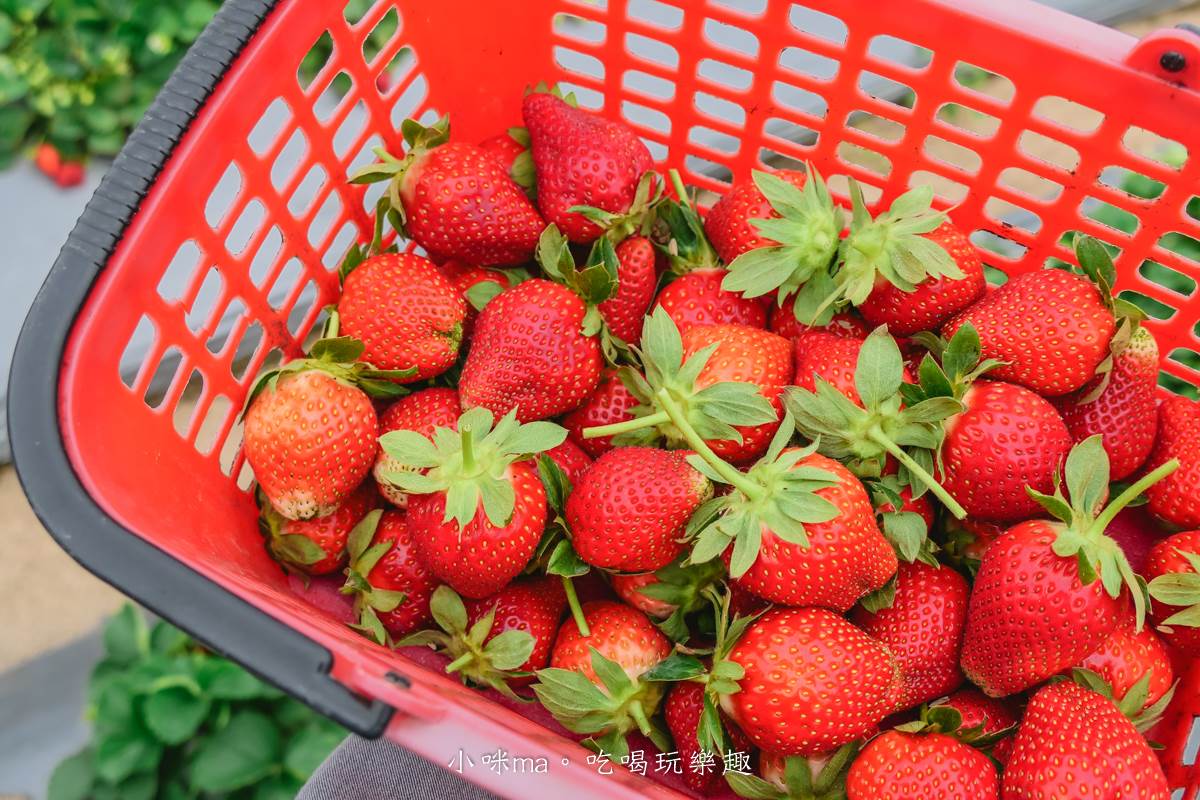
47 605 345 800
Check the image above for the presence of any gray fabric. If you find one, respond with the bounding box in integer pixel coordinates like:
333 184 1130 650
300 736 500 800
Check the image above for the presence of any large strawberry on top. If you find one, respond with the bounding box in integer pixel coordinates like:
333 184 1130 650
377 406 567 598
351 116 544 266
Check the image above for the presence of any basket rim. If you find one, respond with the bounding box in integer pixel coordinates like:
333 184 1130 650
5 0 393 739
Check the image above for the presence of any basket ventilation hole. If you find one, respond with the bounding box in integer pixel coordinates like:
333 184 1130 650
1032 96 1104 135
269 259 304 312
205 164 244 229
250 226 285 288
868 35 933 71
156 240 203 303
173 370 206 437
389 75 429 130
309 192 344 250
702 18 760 59
848 110 904 144
627 0 684 32
984 198 1043 236
195 395 234 456
298 31 336 92
333 100 369 158
249 98 293 157
952 61 1015 105
288 164 329 218
287 281 321 337
186 267 226 334
227 199 267 257
271 130 311 193
553 12 606 45
324 222 359 272
144 347 183 410
624 32 679 70
935 102 1000 138
787 3 848 45
362 8 400 66
207 298 249 356
231 321 266 382
119 315 158 391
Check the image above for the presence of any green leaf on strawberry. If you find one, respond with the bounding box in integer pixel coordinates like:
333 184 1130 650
1148 548 1200 629
397 586 536 702
658 170 722 274
782 326 967 518
379 406 567 530
338 510 406 646
568 170 663 243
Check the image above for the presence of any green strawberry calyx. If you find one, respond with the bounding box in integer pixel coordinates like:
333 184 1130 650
835 179 960 306
535 222 628 363
1067 667 1177 733
348 114 452 237
724 743 858 800
569 171 663 244
720 165 844 321
658 169 722 274
1027 435 1180 629
782 325 968 519
378 406 567 531
242 309 416 411
581 306 778 449
257 490 327 572
1148 547 1200 631
638 556 726 643
866 475 939 567
530 454 592 637
1072 233 1149 402
398 585 537 702
533 647 671 762
339 510 408 646
895 703 1016 749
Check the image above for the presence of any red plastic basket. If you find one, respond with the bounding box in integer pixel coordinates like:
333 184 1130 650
11 0 1200 797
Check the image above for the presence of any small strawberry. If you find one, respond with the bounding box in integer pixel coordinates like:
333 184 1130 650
704 168 825 264
582 310 788 464
243 335 407 520
544 438 591 486
1143 394 1200 528
352 116 544 266
771 306 870 344
338 252 466 382
1074 614 1174 713
534 600 672 759
1002 682 1170 799
784 326 968 519
341 509 439 642
378 407 566 598
458 275 603 422
259 482 376 575
436 259 514 341
934 689 1019 765
942 235 1131 397
373 387 461 508
721 607 900 755
846 729 1000 799
566 447 711 572
655 269 769 334
522 91 653 243
611 572 676 620
1146 530 1200 656
400 581 564 698
611 558 725 641
663 680 752 795
562 371 639 458
960 436 1179 696
1053 326 1159 481
597 235 658 344
478 127 535 196
852 561 968 710
940 517 1007 575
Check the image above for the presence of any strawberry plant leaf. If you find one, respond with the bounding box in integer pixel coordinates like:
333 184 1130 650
546 539 590 578
379 430 441 468
464 280 505 312
882 511 927 563
855 326 904 410
482 630 537 671
859 576 898 612
1064 435 1109 518
144 686 210 746
48 748 95 800
724 772 782 800
429 586 468 634
641 654 706 682
190 711 280 793
536 454 573 515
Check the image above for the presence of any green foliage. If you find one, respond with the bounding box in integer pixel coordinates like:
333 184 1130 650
47 604 345 800
0 0 220 165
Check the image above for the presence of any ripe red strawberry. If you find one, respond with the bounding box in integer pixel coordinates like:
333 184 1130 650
478 130 526 174
856 221 986 337
940 381 1072 522
1002 682 1170 799
960 437 1175 696
339 252 466 381
1143 395 1200 528
244 368 379 520
1075 614 1174 712
259 482 376 575
544 438 591 486
458 278 602 422
534 601 672 759
436 259 510 341
562 371 638 458
379 407 566 598
851 561 968 710
341 509 439 642
654 268 769 334
935 689 1019 765
597 236 657 343
703 169 811 264
942 268 1116 397
771 306 869 344
353 117 543 265
664 680 752 795
610 572 675 620
522 92 653 243
722 607 900 755
34 143 85 187
1053 326 1159 481
730 451 897 610
373 387 461 508
464 578 565 684
1146 530 1200 656
566 447 710 572
847 730 1000 799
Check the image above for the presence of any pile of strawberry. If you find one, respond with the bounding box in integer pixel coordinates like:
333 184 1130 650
241 86 1200 799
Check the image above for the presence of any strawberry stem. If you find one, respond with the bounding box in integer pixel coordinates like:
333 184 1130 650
461 427 476 473
628 698 654 738
582 411 670 440
669 169 690 210
562 576 591 638
1088 458 1180 538
866 426 967 519
445 652 475 674
656 389 765 502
